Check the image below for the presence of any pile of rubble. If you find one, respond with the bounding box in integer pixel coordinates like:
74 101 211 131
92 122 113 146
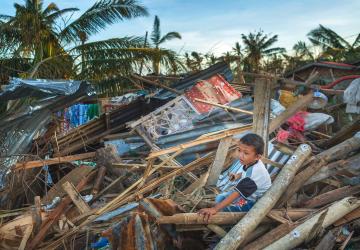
0 61 360 249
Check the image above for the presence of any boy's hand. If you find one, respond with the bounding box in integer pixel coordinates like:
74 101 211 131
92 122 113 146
197 208 218 223
229 173 241 181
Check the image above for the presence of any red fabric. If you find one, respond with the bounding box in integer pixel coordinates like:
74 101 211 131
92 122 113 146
287 111 308 132
276 129 290 143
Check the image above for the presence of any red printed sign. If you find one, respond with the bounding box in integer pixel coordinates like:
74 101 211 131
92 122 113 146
185 74 242 113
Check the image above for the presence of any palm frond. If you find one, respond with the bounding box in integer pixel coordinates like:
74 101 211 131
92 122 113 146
158 31 181 45
151 15 161 46
60 0 148 42
46 8 79 23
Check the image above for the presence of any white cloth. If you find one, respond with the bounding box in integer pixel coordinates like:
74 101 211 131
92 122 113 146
344 78 360 114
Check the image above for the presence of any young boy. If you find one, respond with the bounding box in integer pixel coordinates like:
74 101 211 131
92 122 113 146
198 133 271 221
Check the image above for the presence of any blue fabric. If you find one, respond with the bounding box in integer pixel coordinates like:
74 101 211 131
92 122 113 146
215 190 255 212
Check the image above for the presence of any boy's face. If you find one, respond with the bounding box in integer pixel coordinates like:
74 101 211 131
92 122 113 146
235 143 261 166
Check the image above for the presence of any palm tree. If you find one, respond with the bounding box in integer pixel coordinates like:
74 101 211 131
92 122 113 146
308 25 360 61
293 41 314 60
0 0 150 95
241 30 285 72
232 42 245 83
149 15 182 75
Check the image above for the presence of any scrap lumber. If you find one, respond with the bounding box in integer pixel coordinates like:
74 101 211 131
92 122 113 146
252 77 272 156
14 152 95 170
147 124 252 159
276 132 360 208
268 91 313 134
334 207 360 226
42 165 93 203
131 74 182 95
19 224 33 250
319 117 360 149
305 154 360 185
205 137 232 186
301 185 360 208
314 228 340 250
27 171 95 250
243 222 299 250
92 166 106 195
62 181 91 214
157 209 314 224
194 98 253 115
214 144 311 250
264 197 360 250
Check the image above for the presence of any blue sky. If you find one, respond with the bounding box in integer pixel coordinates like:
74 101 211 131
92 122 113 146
1 0 359 56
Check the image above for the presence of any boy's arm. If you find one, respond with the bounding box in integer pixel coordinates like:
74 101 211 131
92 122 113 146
198 191 240 222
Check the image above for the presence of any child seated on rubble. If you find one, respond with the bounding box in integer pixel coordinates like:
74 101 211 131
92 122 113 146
198 133 271 220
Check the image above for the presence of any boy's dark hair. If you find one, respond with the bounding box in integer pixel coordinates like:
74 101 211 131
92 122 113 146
239 133 264 155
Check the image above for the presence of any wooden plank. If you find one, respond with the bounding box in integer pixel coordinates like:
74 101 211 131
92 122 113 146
15 152 96 170
42 165 93 203
302 186 360 208
62 181 91 214
276 133 360 208
205 137 232 186
243 222 298 250
18 224 33 250
252 78 271 157
194 98 253 115
269 91 313 134
157 209 315 224
27 171 95 250
147 125 252 159
92 166 107 195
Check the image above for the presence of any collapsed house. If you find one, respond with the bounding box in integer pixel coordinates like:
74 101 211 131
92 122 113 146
0 61 360 250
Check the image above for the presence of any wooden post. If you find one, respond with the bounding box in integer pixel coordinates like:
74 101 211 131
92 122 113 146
157 209 314 225
252 78 271 157
62 181 91 214
205 137 232 186
264 197 360 250
276 132 360 208
319 117 360 149
268 91 313 134
92 166 106 195
214 144 312 250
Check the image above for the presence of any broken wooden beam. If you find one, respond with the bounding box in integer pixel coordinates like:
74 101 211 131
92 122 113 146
157 209 315 225
194 98 253 115
14 152 96 170
264 197 360 250
319 117 360 149
62 181 91 214
276 132 360 208
92 166 107 195
301 185 360 208
205 137 232 186
147 125 252 159
131 74 182 95
269 91 313 134
252 77 272 157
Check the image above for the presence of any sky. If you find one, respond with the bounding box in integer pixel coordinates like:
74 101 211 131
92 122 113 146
1 0 360 56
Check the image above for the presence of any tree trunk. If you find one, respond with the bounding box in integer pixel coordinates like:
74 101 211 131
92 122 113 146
276 132 360 208
264 197 360 250
214 144 312 250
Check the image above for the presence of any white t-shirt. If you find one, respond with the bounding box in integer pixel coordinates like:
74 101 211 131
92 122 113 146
217 159 272 202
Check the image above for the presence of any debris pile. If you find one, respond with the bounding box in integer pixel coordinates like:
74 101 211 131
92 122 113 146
1 61 360 249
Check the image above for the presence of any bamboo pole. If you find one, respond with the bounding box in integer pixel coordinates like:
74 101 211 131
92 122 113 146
215 144 312 250
264 197 360 250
